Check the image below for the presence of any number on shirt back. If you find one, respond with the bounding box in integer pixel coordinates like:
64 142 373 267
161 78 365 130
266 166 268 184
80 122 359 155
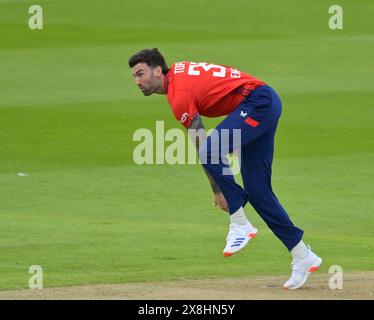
188 62 226 77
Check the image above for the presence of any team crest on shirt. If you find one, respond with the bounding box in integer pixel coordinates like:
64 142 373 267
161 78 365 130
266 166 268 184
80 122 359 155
179 112 189 124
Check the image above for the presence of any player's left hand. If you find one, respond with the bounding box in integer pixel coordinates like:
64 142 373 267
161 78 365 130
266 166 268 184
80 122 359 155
213 192 229 212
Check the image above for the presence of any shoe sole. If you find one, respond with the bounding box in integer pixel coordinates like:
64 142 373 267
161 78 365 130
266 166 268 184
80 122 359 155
283 257 323 290
223 229 258 257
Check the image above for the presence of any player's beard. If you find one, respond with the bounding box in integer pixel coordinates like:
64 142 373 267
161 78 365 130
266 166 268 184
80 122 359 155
140 85 155 96
140 75 159 96
141 89 152 96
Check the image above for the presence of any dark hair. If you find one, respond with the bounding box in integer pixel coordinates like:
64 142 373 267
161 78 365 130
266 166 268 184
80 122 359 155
128 48 169 75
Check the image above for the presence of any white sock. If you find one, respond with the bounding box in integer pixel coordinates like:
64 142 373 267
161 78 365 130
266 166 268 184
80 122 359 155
291 240 309 259
230 207 250 226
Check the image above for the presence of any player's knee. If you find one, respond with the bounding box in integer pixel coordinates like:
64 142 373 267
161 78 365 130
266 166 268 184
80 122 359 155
198 137 220 164
246 185 272 204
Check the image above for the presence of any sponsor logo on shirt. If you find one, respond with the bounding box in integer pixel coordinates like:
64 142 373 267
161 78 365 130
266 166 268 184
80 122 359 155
179 112 189 124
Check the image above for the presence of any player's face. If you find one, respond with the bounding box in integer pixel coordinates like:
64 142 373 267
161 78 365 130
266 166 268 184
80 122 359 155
131 63 161 96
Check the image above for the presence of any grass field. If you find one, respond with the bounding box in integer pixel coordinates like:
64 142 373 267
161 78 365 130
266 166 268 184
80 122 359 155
0 0 373 292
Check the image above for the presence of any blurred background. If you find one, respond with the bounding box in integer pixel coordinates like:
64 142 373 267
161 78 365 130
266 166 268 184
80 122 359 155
0 0 373 290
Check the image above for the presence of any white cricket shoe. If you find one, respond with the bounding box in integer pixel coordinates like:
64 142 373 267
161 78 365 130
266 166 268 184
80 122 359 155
283 245 323 290
223 222 258 257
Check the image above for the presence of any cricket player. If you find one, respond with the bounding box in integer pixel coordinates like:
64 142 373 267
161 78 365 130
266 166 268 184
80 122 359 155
129 48 323 289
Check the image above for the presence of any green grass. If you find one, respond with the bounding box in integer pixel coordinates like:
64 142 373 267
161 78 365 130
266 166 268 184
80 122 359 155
0 0 373 290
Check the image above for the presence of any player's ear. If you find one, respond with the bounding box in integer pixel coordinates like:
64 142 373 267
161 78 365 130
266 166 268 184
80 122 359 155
154 66 163 77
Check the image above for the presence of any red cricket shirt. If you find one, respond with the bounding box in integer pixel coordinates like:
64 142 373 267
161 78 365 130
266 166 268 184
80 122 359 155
164 61 266 128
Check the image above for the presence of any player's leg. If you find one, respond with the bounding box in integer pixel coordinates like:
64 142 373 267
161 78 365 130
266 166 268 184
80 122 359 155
200 85 322 287
200 125 258 257
240 88 322 289
199 85 281 256
240 125 304 251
